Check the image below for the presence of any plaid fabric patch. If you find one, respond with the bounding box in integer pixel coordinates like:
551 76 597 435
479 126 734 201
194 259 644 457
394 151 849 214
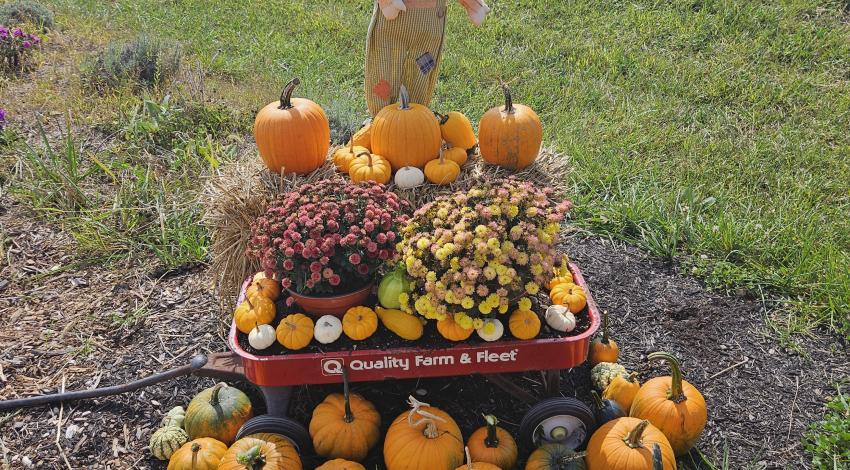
416 52 436 75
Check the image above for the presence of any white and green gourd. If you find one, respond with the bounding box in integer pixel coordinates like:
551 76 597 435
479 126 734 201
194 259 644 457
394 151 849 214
149 425 189 460
160 405 186 428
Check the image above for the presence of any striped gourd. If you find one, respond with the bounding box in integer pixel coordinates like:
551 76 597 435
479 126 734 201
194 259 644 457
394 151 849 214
150 426 189 460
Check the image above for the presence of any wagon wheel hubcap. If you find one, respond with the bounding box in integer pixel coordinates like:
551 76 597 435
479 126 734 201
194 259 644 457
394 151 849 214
533 415 587 449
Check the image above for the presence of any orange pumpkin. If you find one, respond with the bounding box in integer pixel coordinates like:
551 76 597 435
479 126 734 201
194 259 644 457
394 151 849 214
424 149 461 185
443 147 469 166
167 438 227 470
629 352 707 456
455 446 501 470
437 316 474 341
371 85 441 169
254 78 329 175
310 368 381 462
602 373 640 414
342 306 378 340
233 294 276 334
383 396 464 470
508 309 540 340
348 151 392 184
333 142 370 173
546 274 573 291
549 283 586 313
317 459 366 470
589 311 619 366
585 418 676 470
524 444 587 470
246 277 281 301
276 313 314 350
217 434 302 470
478 81 542 170
183 383 253 446
466 415 517 470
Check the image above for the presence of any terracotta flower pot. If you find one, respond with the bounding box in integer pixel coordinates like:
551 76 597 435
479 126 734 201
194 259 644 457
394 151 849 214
287 282 374 317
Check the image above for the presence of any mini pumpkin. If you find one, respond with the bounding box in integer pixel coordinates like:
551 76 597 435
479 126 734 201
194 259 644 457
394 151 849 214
425 148 461 185
544 304 576 333
249 323 277 350
233 294 276 334
585 418 676 470
276 313 315 350
246 277 281 301
466 415 518 470
549 282 586 313
334 142 370 173
546 274 574 290
437 316 474 341
629 352 707 456
342 306 378 340
383 396 464 470
150 425 189 460
436 111 477 150
167 438 227 470
310 368 381 461
602 373 640 413
589 310 619 366
317 459 366 470
349 151 392 184
508 309 541 340
184 383 253 445
479 80 542 170
443 146 468 166
314 315 343 345
524 444 587 470
254 78 329 175
218 435 302 470
394 166 425 189
371 85 441 169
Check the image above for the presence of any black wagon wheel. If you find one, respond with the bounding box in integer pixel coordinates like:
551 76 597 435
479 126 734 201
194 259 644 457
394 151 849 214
237 415 313 454
519 397 596 450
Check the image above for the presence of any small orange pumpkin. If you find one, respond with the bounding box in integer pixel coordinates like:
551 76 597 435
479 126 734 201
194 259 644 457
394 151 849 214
629 352 707 456
479 81 542 170
437 316 474 341
349 151 392 184
233 295 276 334
342 306 378 340
508 309 540 340
254 78 329 175
310 368 381 462
217 434 302 470
466 415 517 470
333 142 370 173
602 373 640 414
585 418 676 470
246 277 281 301
546 274 574 290
276 313 314 350
443 146 468 166
383 396 464 470
316 459 366 470
549 282 587 313
425 148 461 185
589 311 619 366
371 85 441 169
167 438 227 470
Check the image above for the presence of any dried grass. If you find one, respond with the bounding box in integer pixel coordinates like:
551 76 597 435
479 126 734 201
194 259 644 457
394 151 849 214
201 147 571 304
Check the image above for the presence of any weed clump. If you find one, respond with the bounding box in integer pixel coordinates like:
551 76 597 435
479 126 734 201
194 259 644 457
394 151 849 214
84 34 181 91
0 1 55 31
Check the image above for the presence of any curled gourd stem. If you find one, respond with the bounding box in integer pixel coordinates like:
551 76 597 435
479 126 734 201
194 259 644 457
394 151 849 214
483 414 500 448
342 366 354 423
399 85 411 110
278 78 300 110
624 419 649 449
559 451 587 465
355 151 374 168
209 382 225 407
498 79 514 114
406 395 446 439
648 351 686 402
191 443 200 470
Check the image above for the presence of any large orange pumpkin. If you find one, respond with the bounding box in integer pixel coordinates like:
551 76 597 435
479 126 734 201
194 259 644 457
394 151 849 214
371 85 441 169
183 383 253 445
254 78 330 174
479 81 542 170
629 352 707 456
217 434 302 470
309 369 381 461
585 418 676 470
383 396 464 470
466 415 517 470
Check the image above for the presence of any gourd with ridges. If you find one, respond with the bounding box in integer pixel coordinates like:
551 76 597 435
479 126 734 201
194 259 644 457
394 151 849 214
508 309 541 340
424 148 461 185
590 362 628 392
217 434 302 470
276 313 314 350
183 383 253 445
150 425 189 460
167 438 227 470
436 316 474 341
160 406 186 428
316 459 367 470
455 446 501 470
349 151 392 184
376 306 424 341
233 294 276 335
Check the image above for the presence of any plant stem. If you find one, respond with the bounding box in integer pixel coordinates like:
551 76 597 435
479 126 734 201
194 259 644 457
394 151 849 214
278 78 300 110
190 443 200 470
648 351 686 402
342 366 353 423
209 383 225 407
399 85 410 110
624 419 649 449
590 390 604 410
498 80 514 114
483 414 500 448
601 310 609 344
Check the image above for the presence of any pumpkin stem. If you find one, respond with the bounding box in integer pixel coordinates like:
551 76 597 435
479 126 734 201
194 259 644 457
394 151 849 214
483 414 500 448
236 444 267 470
498 79 514 114
435 111 449 125
601 310 610 344
355 150 374 168
406 395 446 439
399 85 411 110
439 146 446 165
624 419 650 449
590 390 604 410
209 382 226 407
245 295 254 309
190 443 200 470
277 78 300 110
558 451 587 467
652 443 663 470
648 351 687 403
464 446 473 469
342 366 354 423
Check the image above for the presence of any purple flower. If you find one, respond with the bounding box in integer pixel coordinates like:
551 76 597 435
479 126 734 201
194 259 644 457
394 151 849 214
13 28 22 38
22 41 31 49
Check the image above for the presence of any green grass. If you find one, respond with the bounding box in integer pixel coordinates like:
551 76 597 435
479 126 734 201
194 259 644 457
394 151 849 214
42 0 850 335
804 384 850 468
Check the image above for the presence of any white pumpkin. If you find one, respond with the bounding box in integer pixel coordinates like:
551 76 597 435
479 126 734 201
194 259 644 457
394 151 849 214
248 323 276 350
314 315 343 344
394 166 425 189
545 304 576 332
476 319 504 342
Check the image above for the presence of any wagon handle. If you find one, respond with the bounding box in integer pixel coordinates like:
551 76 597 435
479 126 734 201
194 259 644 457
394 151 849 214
0 354 209 411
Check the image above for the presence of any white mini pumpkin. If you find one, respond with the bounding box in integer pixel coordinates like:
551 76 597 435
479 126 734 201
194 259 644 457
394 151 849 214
248 323 276 350
394 166 425 189
314 315 343 344
476 318 504 342
545 304 576 332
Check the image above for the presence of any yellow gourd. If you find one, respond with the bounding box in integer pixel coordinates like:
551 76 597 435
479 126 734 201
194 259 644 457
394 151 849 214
375 307 424 340
276 313 314 350
603 373 641 413
436 111 477 150
349 122 372 150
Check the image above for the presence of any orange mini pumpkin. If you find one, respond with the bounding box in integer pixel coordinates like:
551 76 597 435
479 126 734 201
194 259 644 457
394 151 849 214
246 277 281 301
167 438 227 470
371 85 441 169
254 78 329 175
424 148 461 185
233 294 276 335
443 146 469 166
549 282 587 313
218 434 302 470
276 313 314 350
342 306 378 340
437 316 474 341
333 142 370 173
455 446 501 470
589 311 619 366
384 396 464 470
629 352 707 456
349 151 392 184
508 309 540 340
466 415 517 470
585 418 676 470
479 81 542 170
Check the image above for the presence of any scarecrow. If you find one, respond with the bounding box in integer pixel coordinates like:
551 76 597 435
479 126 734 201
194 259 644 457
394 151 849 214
366 0 490 115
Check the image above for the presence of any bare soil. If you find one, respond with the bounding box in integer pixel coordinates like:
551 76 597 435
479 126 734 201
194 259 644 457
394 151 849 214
2 194 847 469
